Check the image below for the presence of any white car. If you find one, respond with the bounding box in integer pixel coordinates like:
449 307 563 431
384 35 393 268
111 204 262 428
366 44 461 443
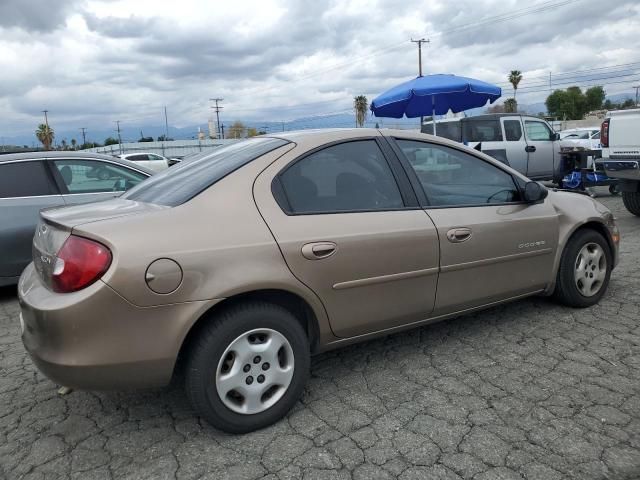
118 152 171 172
559 128 601 152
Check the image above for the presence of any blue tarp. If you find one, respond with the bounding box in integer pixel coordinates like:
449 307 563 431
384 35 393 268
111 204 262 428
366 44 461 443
370 74 502 118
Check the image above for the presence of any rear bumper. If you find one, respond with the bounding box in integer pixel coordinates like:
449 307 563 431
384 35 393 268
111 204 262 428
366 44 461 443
603 160 640 181
18 263 217 390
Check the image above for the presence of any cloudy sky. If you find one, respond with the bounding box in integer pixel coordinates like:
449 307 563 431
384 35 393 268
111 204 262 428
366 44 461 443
1 0 639 140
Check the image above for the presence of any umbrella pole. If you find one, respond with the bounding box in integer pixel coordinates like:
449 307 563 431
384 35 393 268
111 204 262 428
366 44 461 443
432 96 437 136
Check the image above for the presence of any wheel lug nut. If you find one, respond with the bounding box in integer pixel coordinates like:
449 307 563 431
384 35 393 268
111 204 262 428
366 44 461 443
262 362 270 371
246 376 254 385
253 356 261 364
257 374 265 383
243 364 251 373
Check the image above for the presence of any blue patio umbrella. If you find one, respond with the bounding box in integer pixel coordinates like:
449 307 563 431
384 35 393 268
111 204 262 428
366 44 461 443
370 74 501 134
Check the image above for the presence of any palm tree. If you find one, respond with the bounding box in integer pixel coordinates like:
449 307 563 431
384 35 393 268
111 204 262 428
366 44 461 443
71 138 77 150
35 124 54 150
354 95 368 127
60 139 67 150
508 70 523 100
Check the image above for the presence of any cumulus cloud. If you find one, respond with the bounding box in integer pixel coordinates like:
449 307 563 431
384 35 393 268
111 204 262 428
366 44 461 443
0 0 83 32
0 0 639 139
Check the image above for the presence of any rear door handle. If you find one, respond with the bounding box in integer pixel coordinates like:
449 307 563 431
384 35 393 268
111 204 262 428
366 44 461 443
301 242 337 260
525 145 536 152
446 228 472 243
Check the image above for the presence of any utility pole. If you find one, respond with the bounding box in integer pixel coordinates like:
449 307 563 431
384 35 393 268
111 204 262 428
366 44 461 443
411 38 430 129
164 106 170 140
80 127 87 148
209 98 224 139
634 85 640 107
115 120 123 154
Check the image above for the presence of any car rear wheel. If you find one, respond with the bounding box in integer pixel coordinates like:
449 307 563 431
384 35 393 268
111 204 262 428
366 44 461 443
553 229 612 308
622 191 640 216
185 302 309 433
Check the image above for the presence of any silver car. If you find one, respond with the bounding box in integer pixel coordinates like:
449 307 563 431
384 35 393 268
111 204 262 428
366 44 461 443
0 151 153 286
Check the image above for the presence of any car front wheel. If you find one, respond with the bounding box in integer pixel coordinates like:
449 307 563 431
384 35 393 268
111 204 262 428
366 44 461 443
553 229 612 308
185 302 310 433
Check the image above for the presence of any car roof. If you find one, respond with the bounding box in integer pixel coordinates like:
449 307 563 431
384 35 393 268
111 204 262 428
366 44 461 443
0 150 155 175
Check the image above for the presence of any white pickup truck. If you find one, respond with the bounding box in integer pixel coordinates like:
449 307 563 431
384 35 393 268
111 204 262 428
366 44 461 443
601 108 640 215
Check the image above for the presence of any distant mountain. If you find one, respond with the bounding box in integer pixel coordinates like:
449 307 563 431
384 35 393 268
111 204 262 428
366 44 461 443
3 92 636 147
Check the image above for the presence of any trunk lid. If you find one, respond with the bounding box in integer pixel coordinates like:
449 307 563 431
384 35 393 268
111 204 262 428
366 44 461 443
32 198 168 286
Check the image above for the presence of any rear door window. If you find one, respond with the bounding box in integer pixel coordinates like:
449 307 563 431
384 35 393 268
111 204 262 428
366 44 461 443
0 161 55 198
503 120 523 141
276 140 404 214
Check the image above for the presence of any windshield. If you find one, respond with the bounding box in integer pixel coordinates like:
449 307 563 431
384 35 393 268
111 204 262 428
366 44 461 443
122 137 289 206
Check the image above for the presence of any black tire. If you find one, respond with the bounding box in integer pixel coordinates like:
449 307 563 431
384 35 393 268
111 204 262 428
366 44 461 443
622 191 640 216
98 169 110 181
185 302 310 433
553 229 612 308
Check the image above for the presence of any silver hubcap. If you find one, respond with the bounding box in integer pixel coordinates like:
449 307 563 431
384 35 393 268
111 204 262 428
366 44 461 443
215 328 295 415
574 242 607 297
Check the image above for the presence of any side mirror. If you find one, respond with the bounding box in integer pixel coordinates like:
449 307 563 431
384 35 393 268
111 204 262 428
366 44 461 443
552 132 560 141
524 181 548 203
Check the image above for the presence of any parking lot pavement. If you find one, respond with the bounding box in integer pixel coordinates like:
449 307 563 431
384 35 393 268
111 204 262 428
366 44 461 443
1 193 639 480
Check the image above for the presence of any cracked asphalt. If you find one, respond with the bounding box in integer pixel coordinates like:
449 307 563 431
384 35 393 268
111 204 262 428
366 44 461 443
1 192 639 480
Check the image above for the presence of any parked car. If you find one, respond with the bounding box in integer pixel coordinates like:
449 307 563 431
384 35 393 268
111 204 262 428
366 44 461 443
19 129 619 433
559 127 601 153
0 152 153 286
118 152 173 171
422 114 564 182
601 108 640 215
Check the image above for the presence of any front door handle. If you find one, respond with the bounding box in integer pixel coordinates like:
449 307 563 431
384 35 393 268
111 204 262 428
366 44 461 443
525 145 536 153
446 228 472 243
301 242 337 260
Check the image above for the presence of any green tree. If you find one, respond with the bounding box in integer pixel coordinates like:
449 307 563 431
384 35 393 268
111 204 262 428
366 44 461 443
228 121 245 139
60 139 67 150
545 86 599 120
246 127 259 137
157 134 173 141
70 138 77 150
621 99 635 109
104 137 119 146
35 124 54 150
504 98 518 113
584 86 605 112
354 95 368 127
508 70 523 100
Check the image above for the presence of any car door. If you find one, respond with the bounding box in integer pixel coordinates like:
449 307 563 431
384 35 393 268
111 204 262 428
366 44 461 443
524 119 556 179
500 117 528 174
0 160 65 281
391 137 559 315
49 159 148 205
125 154 154 171
253 136 440 338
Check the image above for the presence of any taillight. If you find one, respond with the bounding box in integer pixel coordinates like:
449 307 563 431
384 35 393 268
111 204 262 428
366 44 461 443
601 119 610 147
51 235 112 293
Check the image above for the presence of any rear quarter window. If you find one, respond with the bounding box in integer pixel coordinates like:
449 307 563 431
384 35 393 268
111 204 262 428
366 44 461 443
122 137 290 206
0 161 55 198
